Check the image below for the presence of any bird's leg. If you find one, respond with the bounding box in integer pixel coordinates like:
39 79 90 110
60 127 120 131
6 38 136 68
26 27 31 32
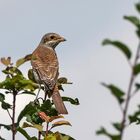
35 84 42 100
44 88 48 101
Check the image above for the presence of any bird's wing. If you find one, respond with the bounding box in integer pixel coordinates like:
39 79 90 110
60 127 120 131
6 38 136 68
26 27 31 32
31 45 59 90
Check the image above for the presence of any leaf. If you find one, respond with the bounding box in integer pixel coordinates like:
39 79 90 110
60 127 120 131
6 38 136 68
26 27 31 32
96 127 121 140
112 122 121 132
58 84 64 91
17 127 32 140
28 69 37 83
19 91 35 96
22 122 43 132
62 97 80 105
2 67 23 76
134 83 140 93
136 29 140 38
57 77 72 84
44 134 56 140
96 127 107 135
33 124 43 132
51 121 71 129
60 133 75 140
102 83 125 104
49 115 64 122
124 16 140 28
40 100 52 110
38 112 50 122
16 54 32 67
17 102 37 124
136 2 140 13
0 124 11 130
129 105 140 124
0 93 5 102
0 57 11 66
22 122 33 128
102 39 132 59
1 101 11 110
45 132 75 140
133 64 140 75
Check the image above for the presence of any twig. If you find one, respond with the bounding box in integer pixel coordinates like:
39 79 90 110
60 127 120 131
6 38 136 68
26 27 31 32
38 131 41 140
12 90 17 140
46 122 49 135
120 42 140 139
6 109 12 120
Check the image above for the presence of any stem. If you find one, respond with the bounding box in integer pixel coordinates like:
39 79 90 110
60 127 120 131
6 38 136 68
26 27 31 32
44 93 47 101
120 42 140 139
38 131 41 140
12 90 17 140
7 109 12 120
46 122 49 135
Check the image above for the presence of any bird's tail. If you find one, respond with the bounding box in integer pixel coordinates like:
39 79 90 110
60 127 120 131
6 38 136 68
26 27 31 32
52 87 68 114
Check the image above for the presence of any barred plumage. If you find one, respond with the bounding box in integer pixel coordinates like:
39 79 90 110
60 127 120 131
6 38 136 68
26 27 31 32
31 33 68 114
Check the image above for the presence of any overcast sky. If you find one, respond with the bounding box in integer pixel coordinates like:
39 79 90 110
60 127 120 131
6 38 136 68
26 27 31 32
0 0 140 140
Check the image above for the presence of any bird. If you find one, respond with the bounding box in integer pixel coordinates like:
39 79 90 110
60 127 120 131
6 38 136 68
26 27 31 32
31 33 68 114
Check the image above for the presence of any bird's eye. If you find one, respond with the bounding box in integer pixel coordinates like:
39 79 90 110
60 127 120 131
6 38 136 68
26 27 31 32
50 36 55 40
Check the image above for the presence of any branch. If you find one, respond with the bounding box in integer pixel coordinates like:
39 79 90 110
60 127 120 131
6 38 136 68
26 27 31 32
120 42 140 139
12 90 17 140
6 109 12 120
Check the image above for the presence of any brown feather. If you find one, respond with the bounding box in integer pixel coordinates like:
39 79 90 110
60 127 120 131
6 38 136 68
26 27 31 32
31 41 68 114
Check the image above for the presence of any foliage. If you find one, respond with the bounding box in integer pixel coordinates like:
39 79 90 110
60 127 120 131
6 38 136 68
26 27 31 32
96 2 140 140
0 54 79 139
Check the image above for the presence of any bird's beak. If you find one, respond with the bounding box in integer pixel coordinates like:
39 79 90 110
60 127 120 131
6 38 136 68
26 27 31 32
59 37 66 42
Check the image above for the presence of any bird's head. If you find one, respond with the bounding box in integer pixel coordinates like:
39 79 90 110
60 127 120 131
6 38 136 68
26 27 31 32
40 33 66 49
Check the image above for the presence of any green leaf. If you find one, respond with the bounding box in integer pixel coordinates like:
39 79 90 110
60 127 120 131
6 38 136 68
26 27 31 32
28 69 37 83
44 132 75 140
16 54 32 67
102 83 125 104
96 127 108 135
40 100 52 110
0 93 5 102
60 133 75 140
2 67 23 76
124 15 140 39
133 64 140 75
22 122 43 132
0 124 11 130
40 100 58 116
17 102 38 124
62 97 80 105
136 2 140 13
96 127 121 140
136 29 140 38
102 39 131 59
134 83 140 93
33 124 43 132
129 105 140 124
19 91 35 96
1 101 11 110
17 127 32 140
44 133 56 140
124 16 140 28
22 122 33 128
112 122 121 132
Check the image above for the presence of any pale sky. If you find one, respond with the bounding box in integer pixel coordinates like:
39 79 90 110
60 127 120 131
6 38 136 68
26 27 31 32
0 0 139 140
